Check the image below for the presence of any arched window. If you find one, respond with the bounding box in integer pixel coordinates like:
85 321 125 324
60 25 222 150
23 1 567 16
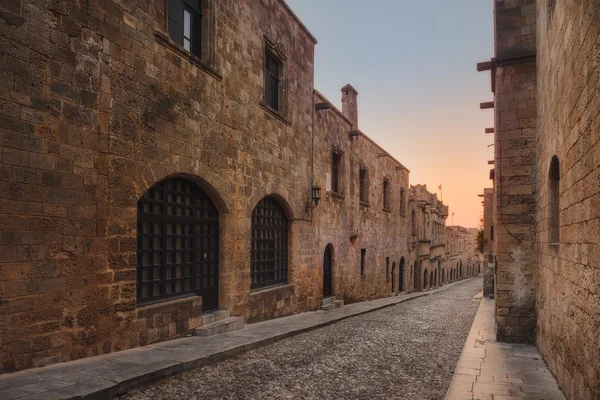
137 178 220 310
251 196 289 290
549 156 560 244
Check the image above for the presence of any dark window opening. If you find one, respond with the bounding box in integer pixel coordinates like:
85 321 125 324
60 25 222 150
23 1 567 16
331 151 341 194
251 196 289 290
360 249 366 276
168 0 202 57
490 225 494 241
386 256 390 281
359 167 368 203
400 188 406 216
383 178 390 210
549 155 560 243
264 51 280 111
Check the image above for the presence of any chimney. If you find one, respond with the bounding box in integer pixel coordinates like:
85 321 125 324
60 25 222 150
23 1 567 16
341 84 358 129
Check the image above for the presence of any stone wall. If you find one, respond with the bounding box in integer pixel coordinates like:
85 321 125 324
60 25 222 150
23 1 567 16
483 187 495 296
535 1 600 398
0 0 429 375
0 0 318 373
492 0 538 344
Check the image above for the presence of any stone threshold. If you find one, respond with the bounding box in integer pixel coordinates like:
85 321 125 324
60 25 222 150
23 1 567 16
445 296 566 400
0 278 476 400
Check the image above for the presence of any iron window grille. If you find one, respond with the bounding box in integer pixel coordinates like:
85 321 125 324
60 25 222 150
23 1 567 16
137 178 219 309
264 51 280 111
251 196 289 290
168 0 202 57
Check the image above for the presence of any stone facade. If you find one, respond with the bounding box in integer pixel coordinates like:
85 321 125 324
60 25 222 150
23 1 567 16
479 1 600 398
0 0 440 374
313 89 413 303
445 225 479 284
409 185 447 291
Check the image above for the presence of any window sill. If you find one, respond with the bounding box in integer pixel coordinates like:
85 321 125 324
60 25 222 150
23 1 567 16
359 201 370 208
250 282 295 296
259 102 292 126
154 31 222 81
136 293 199 311
382 208 392 213
330 192 345 202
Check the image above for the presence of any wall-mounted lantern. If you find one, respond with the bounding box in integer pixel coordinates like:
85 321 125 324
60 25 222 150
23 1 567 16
311 185 321 207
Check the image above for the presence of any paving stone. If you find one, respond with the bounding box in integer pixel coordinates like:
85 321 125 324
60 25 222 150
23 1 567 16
121 278 484 400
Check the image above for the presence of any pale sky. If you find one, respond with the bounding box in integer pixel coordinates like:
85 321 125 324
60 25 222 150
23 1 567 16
286 0 495 228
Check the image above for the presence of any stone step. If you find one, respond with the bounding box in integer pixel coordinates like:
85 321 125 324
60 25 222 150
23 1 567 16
201 309 230 326
195 316 244 337
321 299 344 311
322 296 335 305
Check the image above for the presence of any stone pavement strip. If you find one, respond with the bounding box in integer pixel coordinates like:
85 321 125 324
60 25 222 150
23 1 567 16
445 296 566 400
0 278 474 400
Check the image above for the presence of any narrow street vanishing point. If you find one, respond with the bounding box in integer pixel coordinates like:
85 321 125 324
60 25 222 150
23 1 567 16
122 278 483 400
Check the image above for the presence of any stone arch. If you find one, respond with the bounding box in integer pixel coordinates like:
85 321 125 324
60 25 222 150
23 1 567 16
138 155 230 214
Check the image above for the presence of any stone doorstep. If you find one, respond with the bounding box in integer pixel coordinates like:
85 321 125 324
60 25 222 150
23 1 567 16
201 309 230 325
194 317 245 337
0 278 479 400
320 299 344 311
321 296 335 305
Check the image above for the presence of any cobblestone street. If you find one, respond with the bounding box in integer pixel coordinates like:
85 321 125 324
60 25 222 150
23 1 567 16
122 278 482 400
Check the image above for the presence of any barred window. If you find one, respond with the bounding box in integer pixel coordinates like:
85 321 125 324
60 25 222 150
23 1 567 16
137 178 219 310
251 196 289 290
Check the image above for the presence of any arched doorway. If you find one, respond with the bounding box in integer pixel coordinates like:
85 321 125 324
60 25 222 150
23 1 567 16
399 257 405 292
137 177 220 311
251 196 289 290
323 245 333 297
391 262 396 294
423 269 428 290
414 261 420 290
460 261 463 278
430 271 434 289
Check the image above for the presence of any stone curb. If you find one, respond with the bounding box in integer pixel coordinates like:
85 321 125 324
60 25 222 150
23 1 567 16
0 278 478 400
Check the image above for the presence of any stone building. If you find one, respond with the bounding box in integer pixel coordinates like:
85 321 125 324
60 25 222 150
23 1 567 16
478 1 600 398
446 225 478 284
0 0 423 373
312 87 413 304
481 187 495 297
409 185 448 291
